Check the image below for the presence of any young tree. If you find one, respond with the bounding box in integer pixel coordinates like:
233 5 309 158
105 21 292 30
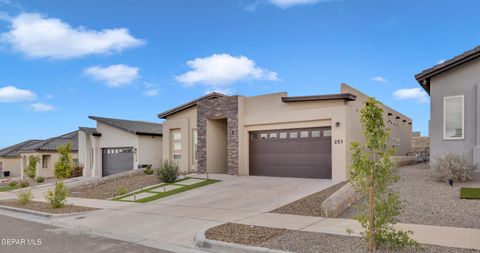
24 156 40 181
54 142 73 179
350 97 418 252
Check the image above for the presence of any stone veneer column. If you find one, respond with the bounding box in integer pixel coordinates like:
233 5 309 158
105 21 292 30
197 96 239 175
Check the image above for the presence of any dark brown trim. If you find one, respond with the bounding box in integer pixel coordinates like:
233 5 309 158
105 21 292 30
157 92 225 119
136 132 162 137
281 93 356 103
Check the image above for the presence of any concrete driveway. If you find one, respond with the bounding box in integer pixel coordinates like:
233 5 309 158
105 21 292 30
53 174 335 251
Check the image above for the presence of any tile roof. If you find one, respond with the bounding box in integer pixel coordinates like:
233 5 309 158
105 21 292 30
281 93 357 102
158 92 225 119
19 131 78 152
79 127 101 136
415 45 480 94
0 140 43 158
89 116 163 136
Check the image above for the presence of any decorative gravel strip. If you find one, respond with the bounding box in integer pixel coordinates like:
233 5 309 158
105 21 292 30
206 223 480 253
0 199 99 214
69 174 158 199
270 181 348 216
341 164 480 229
205 223 288 246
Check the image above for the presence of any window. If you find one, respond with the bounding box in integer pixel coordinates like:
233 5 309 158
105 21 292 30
172 132 182 140
173 143 182 151
279 132 287 139
300 131 309 138
42 155 50 168
193 129 198 161
311 130 321 137
251 133 258 140
173 154 181 160
269 133 277 139
260 133 268 139
323 129 332 137
290 132 298 138
444 95 464 139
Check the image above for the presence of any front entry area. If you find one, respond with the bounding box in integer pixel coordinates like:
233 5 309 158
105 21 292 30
102 147 134 176
249 127 332 179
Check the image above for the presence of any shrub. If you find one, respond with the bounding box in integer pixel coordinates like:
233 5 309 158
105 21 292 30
35 176 45 183
45 181 68 208
156 160 179 183
69 165 83 178
144 165 154 175
55 142 73 179
432 153 477 182
17 188 33 205
24 156 40 180
19 180 30 188
116 186 129 196
8 181 18 187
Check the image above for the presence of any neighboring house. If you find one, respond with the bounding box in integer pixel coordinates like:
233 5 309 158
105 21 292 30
415 45 480 166
158 83 412 181
78 116 162 177
19 131 79 178
412 131 429 153
0 140 42 177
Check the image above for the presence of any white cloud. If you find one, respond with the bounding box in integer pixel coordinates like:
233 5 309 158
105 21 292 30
270 0 333 8
393 88 429 103
30 102 54 112
175 53 279 88
205 87 235 95
85 64 140 87
372 76 387 82
1 13 144 59
0 86 36 102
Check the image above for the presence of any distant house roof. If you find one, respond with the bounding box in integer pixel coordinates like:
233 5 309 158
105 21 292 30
415 45 480 94
0 140 43 158
89 116 163 136
79 127 102 136
281 93 357 103
19 131 78 152
158 92 225 119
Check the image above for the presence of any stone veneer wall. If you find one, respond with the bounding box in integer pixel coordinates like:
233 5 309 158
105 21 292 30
197 96 239 175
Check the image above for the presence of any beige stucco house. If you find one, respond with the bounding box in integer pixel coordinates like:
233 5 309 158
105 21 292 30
19 131 79 178
158 83 412 182
0 140 42 177
78 116 163 177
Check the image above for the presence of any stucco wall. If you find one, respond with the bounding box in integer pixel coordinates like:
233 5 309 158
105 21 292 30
206 119 228 173
20 151 79 178
0 158 21 177
162 107 197 173
429 57 480 165
138 135 163 169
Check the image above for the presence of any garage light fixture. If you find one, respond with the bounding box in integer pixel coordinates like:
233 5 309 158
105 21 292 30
335 122 340 127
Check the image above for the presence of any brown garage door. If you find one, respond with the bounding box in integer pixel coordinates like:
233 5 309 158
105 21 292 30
249 127 332 179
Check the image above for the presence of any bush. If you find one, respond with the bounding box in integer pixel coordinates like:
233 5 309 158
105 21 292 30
35 176 45 183
116 186 129 196
69 165 83 178
432 153 477 182
156 160 179 183
17 188 33 205
8 181 18 187
19 180 30 188
144 165 154 175
44 181 68 208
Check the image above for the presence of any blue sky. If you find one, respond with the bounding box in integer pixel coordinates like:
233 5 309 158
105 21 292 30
0 0 479 148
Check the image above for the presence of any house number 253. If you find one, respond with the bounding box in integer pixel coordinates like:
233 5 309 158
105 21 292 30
334 139 344 144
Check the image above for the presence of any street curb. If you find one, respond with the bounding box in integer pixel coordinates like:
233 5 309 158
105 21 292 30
0 204 100 219
194 228 291 253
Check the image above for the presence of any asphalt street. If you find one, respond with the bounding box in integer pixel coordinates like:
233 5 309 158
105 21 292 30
0 214 172 253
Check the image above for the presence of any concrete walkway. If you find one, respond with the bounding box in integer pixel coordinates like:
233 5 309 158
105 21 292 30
235 213 480 250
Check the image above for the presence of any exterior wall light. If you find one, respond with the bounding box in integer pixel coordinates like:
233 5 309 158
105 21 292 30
335 122 341 127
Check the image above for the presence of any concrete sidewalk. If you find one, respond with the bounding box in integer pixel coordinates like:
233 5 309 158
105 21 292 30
235 213 480 250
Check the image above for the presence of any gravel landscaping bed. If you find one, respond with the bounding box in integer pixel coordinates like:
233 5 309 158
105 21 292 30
270 181 348 216
69 174 158 199
341 164 480 229
206 223 480 253
0 199 98 214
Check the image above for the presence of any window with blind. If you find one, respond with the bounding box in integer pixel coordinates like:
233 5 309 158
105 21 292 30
443 95 464 140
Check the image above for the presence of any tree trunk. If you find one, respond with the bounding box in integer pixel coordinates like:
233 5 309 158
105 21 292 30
368 167 376 252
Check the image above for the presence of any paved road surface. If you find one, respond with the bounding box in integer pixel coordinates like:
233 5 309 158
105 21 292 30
0 214 172 253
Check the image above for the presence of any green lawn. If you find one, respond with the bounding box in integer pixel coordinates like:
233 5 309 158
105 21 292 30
0 185 20 192
113 178 220 203
460 187 480 199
